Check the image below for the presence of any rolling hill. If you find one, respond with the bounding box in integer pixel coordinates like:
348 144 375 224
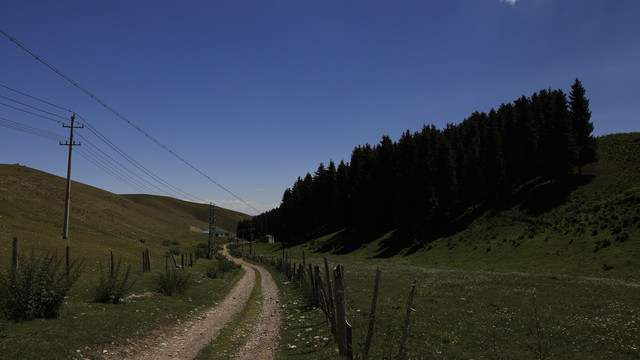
302 133 640 280
0 163 251 268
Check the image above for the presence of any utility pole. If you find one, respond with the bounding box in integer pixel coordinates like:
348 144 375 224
60 113 83 240
207 203 216 259
249 221 254 255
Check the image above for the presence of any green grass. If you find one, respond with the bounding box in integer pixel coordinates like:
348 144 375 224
273 269 336 360
300 133 640 282
0 163 251 359
0 267 243 360
233 250 337 360
2 132 639 358
249 241 640 359
195 268 261 360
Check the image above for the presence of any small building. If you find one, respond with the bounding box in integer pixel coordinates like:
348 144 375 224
201 229 230 237
260 235 274 243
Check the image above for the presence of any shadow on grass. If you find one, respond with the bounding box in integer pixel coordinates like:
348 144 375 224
518 174 594 216
316 227 387 255
314 174 595 259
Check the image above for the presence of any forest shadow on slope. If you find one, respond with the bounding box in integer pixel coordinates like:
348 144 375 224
361 174 596 259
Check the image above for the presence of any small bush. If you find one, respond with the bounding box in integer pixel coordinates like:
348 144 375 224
615 232 630 243
206 255 240 279
93 257 135 304
592 239 612 253
169 245 181 256
156 269 190 296
0 250 82 321
196 243 208 259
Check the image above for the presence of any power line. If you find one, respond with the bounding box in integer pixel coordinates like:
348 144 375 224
0 94 69 121
0 28 260 213
0 115 149 194
75 148 150 194
0 82 203 202
0 82 74 113
75 137 157 194
76 114 201 202
0 116 66 141
0 100 65 124
76 131 197 200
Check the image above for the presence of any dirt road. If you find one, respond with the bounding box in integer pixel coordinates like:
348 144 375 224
102 246 281 360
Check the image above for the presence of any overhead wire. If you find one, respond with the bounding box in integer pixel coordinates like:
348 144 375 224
74 137 157 194
74 147 150 194
0 84 201 202
0 83 74 113
0 28 260 213
76 114 201 202
0 94 70 121
0 116 66 141
0 100 65 124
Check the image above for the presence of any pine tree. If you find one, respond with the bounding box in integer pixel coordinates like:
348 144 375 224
569 78 597 174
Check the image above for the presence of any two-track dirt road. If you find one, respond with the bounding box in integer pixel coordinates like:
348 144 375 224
102 246 280 360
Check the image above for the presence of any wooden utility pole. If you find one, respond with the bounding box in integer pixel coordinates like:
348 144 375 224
249 221 254 255
12 237 18 279
207 203 216 259
60 113 83 239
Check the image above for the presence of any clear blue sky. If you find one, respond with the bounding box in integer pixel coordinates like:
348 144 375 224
1 0 639 215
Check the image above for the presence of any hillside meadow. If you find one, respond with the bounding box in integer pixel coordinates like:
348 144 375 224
248 133 640 359
0 164 249 359
0 132 638 359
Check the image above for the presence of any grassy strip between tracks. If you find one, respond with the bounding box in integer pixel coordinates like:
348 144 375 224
195 268 262 360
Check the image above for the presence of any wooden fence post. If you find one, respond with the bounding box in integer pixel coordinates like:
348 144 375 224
324 257 337 336
65 246 70 279
308 263 317 306
315 266 332 327
289 257 293 281
363 267 381 360
396 279 417 360
142 251 146 272
298 264 304 288
110 251 114 279
292 262 296 286
12 237 19 279
146 248 151 272
334 264 352 359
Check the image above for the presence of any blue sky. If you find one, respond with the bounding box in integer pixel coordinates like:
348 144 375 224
1 0 639 215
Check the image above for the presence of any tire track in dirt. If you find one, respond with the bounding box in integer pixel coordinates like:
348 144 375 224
101 246 280 360
231 255 281 360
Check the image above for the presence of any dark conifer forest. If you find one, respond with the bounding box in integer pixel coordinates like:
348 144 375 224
239 79 597 246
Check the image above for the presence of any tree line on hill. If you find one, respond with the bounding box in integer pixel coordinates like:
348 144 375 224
238 79 596 245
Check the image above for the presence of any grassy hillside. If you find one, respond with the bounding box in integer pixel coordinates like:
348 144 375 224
306 133 640 281
0 163 249 247
239 133 640 359
0 164 251 359
0 162 254 281
0 164 251 278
